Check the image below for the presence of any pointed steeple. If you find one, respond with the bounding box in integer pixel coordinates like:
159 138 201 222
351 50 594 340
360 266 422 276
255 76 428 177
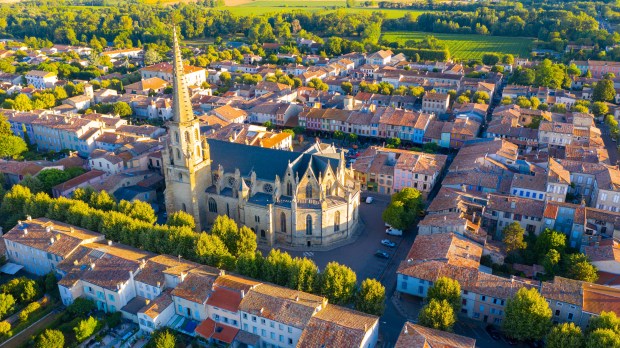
172 26 193 123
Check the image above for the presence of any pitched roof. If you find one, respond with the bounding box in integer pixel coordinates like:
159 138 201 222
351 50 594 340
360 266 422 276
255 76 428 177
238 283 326 329
402 233 483 270
297 305 378 348
395 322 476 348
170 266 220 304
139 290 173 319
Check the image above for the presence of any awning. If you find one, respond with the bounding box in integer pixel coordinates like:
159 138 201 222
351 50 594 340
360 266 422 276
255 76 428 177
0 263 23 275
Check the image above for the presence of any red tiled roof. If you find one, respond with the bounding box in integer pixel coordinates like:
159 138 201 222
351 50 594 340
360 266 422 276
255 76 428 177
195 318 239 344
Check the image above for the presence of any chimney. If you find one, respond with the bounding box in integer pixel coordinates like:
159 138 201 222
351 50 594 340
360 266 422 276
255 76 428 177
49 237 55 244
70 227 74 233
107 240 113 246
404 325 408 334
156 281 161 288
18 220 22 227
90 262 95 270
23 228 28 235
295 295 299 302
26 215 32 221
73 260 79 266
241 290 245 298
45 226 52 233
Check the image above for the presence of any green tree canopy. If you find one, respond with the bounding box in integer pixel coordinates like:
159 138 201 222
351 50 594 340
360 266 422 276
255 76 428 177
67 298 96 317
0 293 15 319
35 329 64 348
592 79 616 102
427 277 461 312
320 261 357 305
112 101 132 117
546 322 583 348
418 299 456 332
382 188 422 230
587 311 620 335
502 288 552 341
502 222 527 253
153 329 176 348
355 278 385 316
534 229 566 257
585 328 620 348
562 253 598 282
0 114 27 159
74 316 100 342
166 211 195 229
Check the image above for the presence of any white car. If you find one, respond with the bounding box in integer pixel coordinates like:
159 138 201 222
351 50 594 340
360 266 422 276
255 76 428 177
365 196 374 204
381 239 396 247
386 227 403 236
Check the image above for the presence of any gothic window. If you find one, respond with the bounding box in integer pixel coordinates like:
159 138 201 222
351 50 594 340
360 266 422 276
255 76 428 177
286 182 293 196
174 131 179 143
306 215 312 235
325 180 332 195
264 183 273 193
182 203 187 212
195 128 199 141
176 148 181 160
228 177 236 187
280 212 286 232
185 131 190 143
178 172 183 182
208 198 217 213
334 211 340 232
306 184 313 199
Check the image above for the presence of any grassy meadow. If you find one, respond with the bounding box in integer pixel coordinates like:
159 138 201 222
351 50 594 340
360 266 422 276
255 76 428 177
382 31 534 59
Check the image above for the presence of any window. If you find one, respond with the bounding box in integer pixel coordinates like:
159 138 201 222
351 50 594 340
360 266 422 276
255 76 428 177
555 310 560 316
288 338 293 345
306 184 313 198
176 148 181 160
261 319 265 324
480 295 486 301
261 329 266 337
568 313 574 320
279 335 284 342
286 182 293 196
401 282 407 290
306 215 312 235
252 316 256 322
243 313 247 319
288 327 292 333
280 212 286 232
208 198 217 213
255 215 260 223
334 211 340 232
108 294 114 301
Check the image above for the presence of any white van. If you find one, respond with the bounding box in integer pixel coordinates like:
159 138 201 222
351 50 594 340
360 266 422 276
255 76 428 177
386 227 403 236
365 196 374 204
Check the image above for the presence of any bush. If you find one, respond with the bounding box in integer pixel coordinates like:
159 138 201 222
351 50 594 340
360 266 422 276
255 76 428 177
105 312 122 328
0 321 10 337
74 316 100 342
19 301 41 322
67 298 95 317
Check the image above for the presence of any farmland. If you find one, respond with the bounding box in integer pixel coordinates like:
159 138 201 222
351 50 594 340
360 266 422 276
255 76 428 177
218 0 426 18
382 31 534 60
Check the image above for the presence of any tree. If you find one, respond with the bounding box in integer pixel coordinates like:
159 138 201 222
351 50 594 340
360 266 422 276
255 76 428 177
547 323 583 348
586 329 620 348
13 94 33 111
502 222 527 253
346 0 355 7
0 321 10 337
0 293 15 319
144 49 162 66
535 229 566 256
127 200 156 224
195 232 235 269
320 262 357 305
473 91 490 104
37 169 70 194
74 316 99 342
67 298 96 317
502 288 552 341
44 272 59 299
592 101 609 118
427 277 461 312
587 311 620 334
418 299 456 332
153 329 176 348
112 101 132 117
341 82 353 95
167 211 195 230
502 54 515 65
563 253 598 282
592 79 615 102
482 53 501 66
543 249 561 275
355 278 385 316
211 215 241 255
1 277 40 303
382 188 423 230
236 226 258 257
35 329 64 348
0 115 27 159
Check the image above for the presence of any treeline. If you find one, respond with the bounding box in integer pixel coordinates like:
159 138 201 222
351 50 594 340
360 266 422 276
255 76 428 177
0 185 385 315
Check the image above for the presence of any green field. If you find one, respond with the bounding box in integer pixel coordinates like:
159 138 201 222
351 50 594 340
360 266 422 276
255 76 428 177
382 31 534 60
220 1 424 18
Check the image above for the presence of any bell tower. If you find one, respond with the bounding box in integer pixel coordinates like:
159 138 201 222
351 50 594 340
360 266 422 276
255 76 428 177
161 26 211 231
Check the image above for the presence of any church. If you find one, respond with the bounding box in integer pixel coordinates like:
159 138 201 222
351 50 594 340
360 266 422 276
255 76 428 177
161 29 361 247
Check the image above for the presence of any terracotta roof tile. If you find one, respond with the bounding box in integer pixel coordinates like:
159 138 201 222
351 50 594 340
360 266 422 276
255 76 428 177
395 322 475 348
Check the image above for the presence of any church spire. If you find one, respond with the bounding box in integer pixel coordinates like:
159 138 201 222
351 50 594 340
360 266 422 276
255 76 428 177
172 26 193 123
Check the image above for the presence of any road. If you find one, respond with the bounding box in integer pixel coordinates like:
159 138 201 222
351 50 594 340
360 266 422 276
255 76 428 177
599 123 619 165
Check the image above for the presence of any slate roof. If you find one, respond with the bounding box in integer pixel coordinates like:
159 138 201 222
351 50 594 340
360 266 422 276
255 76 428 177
206 139 341 181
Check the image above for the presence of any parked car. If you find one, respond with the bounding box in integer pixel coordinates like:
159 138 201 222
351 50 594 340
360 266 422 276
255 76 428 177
386 227 403 236
485 325 501 341
365 196 374 204
381 239 396 247
374 250 389 259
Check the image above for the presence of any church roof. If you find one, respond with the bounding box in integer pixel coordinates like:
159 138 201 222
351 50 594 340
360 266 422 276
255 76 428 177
207 139 341 181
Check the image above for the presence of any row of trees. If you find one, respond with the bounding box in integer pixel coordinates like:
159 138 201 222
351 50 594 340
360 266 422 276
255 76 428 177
0 185 385 315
